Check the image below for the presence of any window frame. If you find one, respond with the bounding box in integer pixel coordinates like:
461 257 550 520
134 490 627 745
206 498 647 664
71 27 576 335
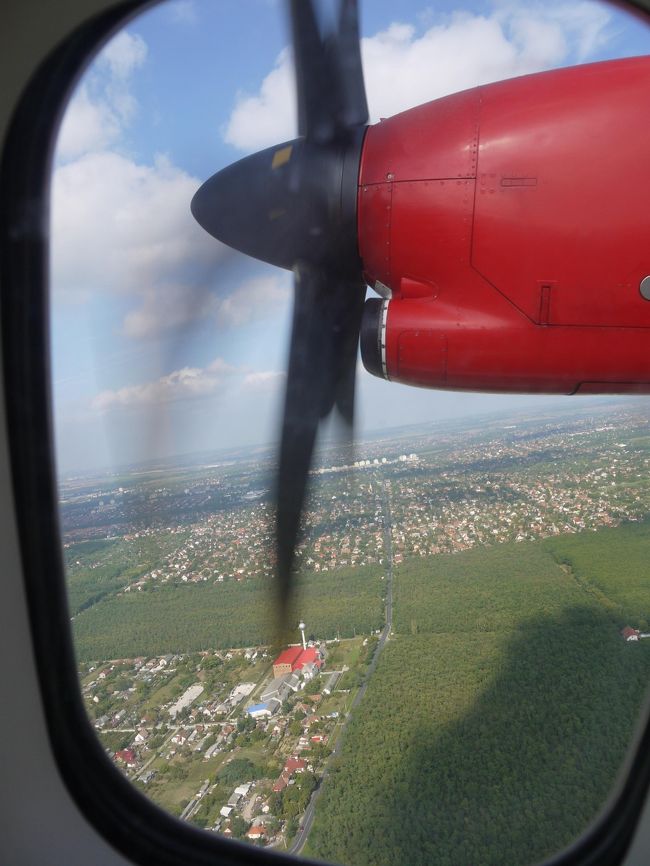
1 1 650 864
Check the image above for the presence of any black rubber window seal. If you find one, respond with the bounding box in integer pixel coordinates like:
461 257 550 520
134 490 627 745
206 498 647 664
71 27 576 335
1 2 649 865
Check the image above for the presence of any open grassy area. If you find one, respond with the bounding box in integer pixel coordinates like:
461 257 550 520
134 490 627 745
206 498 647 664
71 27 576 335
146 744 280 821
325 637 367 669
139 672 189 716
148 751 223 816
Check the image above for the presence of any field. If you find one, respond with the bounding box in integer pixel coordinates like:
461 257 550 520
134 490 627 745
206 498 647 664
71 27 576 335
72 564 384 661
307 530 650 866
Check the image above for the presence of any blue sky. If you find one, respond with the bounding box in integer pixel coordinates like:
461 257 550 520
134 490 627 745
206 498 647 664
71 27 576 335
49 0 648 474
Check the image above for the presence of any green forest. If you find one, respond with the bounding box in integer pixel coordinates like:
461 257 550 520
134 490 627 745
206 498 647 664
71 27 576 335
392 540 605 635
72 564 384 660
65 534 186 616
307 528 650 866
542 520 650 629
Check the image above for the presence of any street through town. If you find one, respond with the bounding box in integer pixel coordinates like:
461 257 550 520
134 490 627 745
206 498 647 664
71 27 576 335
289 475 394 855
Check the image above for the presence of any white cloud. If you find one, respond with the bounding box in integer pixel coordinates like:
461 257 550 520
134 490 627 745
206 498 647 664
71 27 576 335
212 275 291 329
52 150 287 339
51 150 230 331
537 2 612 60
56 84 123 160
52 23 288 341
120 273 290 339
122 284 214 339
100 31 147 81
223 47 297 151
56 31 147 161
242 370 286 390
92 357 236 411
223 1 612 152
91 358 286 412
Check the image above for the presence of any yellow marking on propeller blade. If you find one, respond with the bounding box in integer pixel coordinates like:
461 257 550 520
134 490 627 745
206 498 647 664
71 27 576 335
269 208 286 220
272 145 292 169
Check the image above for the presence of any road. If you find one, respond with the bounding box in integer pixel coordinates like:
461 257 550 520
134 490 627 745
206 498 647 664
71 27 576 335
289 475 394 855
134 725 180 777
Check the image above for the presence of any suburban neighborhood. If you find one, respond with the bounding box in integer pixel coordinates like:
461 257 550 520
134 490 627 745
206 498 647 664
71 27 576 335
66 401 650 850
81 626 377 847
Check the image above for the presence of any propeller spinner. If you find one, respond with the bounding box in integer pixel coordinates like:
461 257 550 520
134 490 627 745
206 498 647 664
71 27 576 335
191 0 369 622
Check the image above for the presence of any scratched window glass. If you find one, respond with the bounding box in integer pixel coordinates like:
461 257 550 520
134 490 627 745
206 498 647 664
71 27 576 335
50 0 650 861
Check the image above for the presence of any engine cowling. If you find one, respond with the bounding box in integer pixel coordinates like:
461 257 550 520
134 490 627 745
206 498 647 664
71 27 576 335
358 56 650 394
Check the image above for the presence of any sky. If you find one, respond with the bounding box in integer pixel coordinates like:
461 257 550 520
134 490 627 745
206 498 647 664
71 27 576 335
49 0 649 474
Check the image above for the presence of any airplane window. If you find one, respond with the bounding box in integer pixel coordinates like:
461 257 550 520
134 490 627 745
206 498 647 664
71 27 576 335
48 0 650 863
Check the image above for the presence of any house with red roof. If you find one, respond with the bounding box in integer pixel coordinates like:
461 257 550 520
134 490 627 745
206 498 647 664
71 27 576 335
115 749 137 767
272 645 322 678
284 757 307 775
272 771 290 792
272 646 302 677
273 756 308 792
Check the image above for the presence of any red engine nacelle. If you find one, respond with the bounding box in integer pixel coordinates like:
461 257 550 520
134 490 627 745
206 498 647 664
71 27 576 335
358 56 650 394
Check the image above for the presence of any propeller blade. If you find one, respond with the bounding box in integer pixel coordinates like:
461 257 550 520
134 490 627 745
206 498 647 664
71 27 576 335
192 0 371 634
332 280 366 426
289 0 368 141
275 263 365 625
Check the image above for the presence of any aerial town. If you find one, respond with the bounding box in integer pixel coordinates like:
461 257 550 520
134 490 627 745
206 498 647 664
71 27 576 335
64 405 650 594
64 400 650 851
80 622 375 847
